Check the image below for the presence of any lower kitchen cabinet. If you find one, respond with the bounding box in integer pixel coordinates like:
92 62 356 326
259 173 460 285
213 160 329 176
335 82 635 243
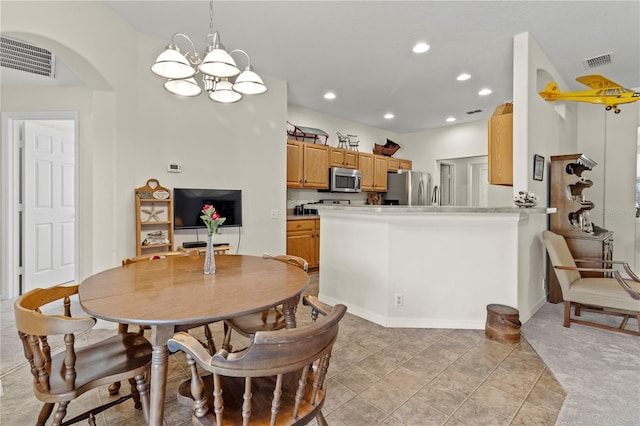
286 219 320 269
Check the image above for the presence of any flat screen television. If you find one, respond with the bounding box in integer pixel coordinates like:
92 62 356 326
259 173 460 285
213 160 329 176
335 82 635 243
173 188 242 229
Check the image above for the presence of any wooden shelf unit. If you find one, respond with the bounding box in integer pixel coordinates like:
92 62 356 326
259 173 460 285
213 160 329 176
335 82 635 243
135 179 174 256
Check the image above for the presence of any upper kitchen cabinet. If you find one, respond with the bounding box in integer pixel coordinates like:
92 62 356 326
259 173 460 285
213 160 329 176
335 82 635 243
329 147 358 169
287 140 329 189
373 155 389 192
359 153 388 192
399 159 412 171
488 103 513 186
387 157 412 172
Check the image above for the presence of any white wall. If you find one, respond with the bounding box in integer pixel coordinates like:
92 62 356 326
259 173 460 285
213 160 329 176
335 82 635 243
400 119 512 206
287 104 402 154
1 1 288 287
577 103 639 263
513 32 578 207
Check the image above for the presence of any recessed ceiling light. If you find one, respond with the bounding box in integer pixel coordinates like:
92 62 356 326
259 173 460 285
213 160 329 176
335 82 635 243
412 42 430 54
478 88 492 96
323 92 336 100
456 73 471 81
384 113 394 119
446 117 456 122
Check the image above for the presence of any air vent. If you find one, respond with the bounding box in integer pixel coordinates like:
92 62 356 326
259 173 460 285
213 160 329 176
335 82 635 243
466 109 482 115
582 52 612 69
0 36 55 78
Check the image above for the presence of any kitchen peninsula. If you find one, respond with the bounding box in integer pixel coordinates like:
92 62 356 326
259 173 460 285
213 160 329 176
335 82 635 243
316 205 554 329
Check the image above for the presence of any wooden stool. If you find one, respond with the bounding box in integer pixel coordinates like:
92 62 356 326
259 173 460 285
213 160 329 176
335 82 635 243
485 304 521 343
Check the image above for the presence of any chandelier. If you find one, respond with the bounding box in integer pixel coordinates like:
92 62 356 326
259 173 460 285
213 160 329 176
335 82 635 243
151 0 267 104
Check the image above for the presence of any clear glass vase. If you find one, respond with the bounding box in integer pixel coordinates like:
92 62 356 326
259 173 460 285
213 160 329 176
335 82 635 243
204 233 216 274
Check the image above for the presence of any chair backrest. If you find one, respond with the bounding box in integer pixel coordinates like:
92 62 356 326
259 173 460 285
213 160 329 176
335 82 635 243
122 249 199 265
168 299 346 425
542 230 581 294
14 285 96 393
262 253 309 272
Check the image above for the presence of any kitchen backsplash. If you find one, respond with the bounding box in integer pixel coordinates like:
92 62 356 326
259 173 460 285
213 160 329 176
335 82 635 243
287 189 367 210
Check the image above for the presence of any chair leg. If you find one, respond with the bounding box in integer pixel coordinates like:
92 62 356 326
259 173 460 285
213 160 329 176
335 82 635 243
203 324 216 354
637 312 640 333
316 410 329 426
109 323 131 395
222 323 233 351
564 301 571 328
36 402 55 426
128 377 142 409
51 401 69 426
574 303 581 317
135 373 150 424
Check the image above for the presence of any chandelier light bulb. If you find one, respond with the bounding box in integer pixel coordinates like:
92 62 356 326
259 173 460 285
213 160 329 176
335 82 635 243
200 48 241 78
209 79 243 103
233 69 267 95
151 47 195 79
164 78 202 97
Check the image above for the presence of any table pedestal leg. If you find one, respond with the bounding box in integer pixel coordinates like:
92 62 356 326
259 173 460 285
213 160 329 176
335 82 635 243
148 325 173 426
283 296 299 329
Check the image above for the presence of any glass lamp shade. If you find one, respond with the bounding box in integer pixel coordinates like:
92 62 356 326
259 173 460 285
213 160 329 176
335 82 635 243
164 78 202 97
208 80 242 103
232 69 267 95
199 48 241 78
151 47 195 79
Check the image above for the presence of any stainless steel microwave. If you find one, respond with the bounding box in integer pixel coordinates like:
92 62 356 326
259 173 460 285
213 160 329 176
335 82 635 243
329 167 361 193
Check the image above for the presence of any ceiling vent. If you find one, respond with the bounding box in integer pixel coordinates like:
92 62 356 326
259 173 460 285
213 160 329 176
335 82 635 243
0 36 55 78
466 109 482 115
582 52 613 69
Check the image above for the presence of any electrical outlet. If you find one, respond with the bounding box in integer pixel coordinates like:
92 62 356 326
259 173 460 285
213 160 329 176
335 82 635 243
394 293 403 307
270 209 278 219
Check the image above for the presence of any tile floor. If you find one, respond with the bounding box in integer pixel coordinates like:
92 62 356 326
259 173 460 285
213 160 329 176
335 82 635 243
0 273 565 425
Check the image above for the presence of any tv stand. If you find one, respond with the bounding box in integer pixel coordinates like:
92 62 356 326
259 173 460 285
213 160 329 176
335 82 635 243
183 241 207 249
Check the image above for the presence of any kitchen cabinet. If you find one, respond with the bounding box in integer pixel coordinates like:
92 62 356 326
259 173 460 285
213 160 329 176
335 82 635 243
286 219 320 269
399 159 412 171
384 157 412 172
135 179 174 256
359 153 389 192
373 155 389 192
329 147 358 169
358 153 374 190
287 140 329 189
548 154 613 303
488 111 513 186
388 158 400 171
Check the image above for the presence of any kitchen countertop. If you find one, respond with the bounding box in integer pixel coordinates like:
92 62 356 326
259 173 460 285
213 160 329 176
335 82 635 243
287 215 320 221
313 204 555 214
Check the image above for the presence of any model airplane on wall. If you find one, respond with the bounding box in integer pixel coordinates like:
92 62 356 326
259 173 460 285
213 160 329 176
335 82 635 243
539 74 640 113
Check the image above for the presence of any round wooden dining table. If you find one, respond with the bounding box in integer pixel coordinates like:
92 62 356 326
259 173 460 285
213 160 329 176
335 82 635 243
79 254 309 426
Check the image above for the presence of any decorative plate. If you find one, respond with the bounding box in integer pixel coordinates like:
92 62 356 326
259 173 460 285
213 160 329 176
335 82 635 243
153 190 170 199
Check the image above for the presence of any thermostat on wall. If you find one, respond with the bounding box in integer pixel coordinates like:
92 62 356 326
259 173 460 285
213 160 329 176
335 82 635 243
167 163 182 173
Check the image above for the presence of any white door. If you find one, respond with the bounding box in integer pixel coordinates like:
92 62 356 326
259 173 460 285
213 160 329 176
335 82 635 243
469 161 489 207
440 163 453 206
23 122 76 292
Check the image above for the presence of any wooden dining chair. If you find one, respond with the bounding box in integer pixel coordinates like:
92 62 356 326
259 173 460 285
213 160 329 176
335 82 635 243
121 248 199 265
543 230 640 335
14 284 152 426
221 253 309 351
168 296 346 425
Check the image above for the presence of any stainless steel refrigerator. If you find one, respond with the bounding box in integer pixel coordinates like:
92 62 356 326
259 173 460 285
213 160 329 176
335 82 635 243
383 170 432 205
